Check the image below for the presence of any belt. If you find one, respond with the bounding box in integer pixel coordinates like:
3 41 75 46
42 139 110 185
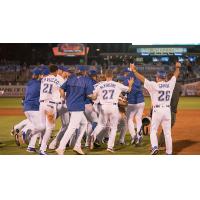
153 105 170 108
101 103 117 105
40 100 61 104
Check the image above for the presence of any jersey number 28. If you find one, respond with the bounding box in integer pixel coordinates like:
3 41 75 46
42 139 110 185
43 83 53 94
158 90 170 101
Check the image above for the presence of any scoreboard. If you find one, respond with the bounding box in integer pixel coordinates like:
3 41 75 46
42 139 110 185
137 48 187 55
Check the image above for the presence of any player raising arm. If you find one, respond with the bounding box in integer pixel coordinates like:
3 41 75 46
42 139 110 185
130 62 181 83
129 62 181 155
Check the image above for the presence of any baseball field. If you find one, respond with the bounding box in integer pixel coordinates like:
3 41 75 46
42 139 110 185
0 97 200 155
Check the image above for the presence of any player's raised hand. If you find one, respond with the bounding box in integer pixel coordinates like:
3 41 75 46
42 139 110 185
130 63 136 72
175 62 181 68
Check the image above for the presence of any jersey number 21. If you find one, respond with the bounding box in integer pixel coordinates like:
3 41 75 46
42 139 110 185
43 83 53 94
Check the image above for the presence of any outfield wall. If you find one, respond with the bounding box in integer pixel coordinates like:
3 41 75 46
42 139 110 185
0 82 200 97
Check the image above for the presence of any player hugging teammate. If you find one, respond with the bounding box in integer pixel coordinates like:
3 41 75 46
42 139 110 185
11 61 181 155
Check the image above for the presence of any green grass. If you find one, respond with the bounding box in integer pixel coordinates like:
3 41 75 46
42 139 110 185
0 97 200 155
0 97 200 109
0 116 151 155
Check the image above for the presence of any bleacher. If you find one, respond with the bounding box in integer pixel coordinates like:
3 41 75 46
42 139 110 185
0 62 200 85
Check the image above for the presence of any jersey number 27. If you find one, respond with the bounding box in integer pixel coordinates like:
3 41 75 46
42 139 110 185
158 90 170 101
102 89 114 100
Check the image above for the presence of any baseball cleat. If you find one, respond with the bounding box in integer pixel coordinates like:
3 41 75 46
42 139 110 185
131 135 137 145
73 147 85 155
49 139 57 150
107 148 115 153
151 146 159 155
55 148 64 155
10 127 19 136
25 129 32 145
39 150 48 155
102 137 109 144
14 134 20 146
135 135 143 145
22 131 26 143
26 147 37 153
94 141 101 148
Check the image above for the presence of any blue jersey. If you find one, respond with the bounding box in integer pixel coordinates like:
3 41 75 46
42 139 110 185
85 77 97 105
61 75 94 112
24 79 41 111
123 72 144 104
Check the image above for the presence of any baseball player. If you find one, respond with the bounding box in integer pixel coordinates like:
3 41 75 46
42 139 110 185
11 66 50 146
116 76 128 144
158 71 182 148
23 68 45 152
56 66 94 155
48 66 71 149
84 70 99 147
39 64 62 155
130 62 181 155
123 66 145 145
90 69 134 152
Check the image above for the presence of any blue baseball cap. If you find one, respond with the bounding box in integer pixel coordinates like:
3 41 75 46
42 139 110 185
62 66 69 72
122 68 130 73
77 65 87 71
32 68 41 76
42 67 50 76
89 70 97 76
156 70 167 79
58 65 64 70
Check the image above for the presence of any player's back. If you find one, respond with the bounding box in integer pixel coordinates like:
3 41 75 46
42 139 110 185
24 79 41 111
96 80 128 105
40 74 61 103
63 75 93 111
145 76 176 107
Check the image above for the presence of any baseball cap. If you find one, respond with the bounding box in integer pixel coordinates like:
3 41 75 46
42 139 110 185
42 67 50 76
88 70 97 76
32 68 41 76
62 66 69 72
156 70 167 79
77 65 87 71
58 65 64 70
122 68 130 73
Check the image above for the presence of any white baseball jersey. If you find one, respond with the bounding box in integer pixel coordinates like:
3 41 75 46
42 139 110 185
144 76 176 107
94 80 129 105
93 81 102 104
40 75 62 103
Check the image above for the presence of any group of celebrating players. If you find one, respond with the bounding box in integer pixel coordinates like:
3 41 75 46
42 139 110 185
11 61 181 155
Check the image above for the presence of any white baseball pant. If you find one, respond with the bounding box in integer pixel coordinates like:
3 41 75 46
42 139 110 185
39 102 57 152
58 111 88 150
127 102 145 139
150 107 172 154
24 111 45 148
85 103 98 146
49 104 70 148
14 119 29 131
117 112 128 143
91 104 119 149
